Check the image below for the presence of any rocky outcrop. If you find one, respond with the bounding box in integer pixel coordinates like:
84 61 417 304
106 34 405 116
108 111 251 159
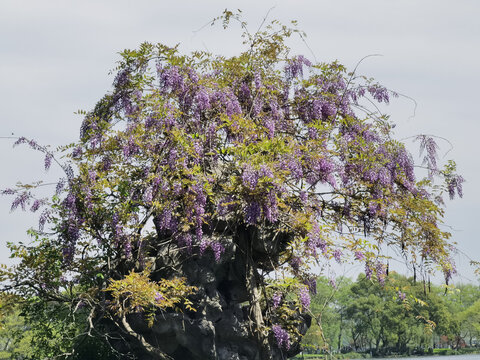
108 226 310 360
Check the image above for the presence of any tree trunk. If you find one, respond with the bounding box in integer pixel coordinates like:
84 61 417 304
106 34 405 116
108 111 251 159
246 251 273 360
337 313 342 352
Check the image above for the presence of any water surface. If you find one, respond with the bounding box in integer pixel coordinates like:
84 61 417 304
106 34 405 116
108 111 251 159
373 355 479 360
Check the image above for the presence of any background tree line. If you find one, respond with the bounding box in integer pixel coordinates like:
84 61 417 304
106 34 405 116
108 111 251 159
0 272 479 359
302 273 480 357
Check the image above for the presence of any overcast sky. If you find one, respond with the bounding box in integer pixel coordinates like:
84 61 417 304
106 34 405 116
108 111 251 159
1 0 479 284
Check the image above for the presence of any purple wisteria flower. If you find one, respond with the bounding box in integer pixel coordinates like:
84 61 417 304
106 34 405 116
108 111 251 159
285 55 312 80
272 325 290 350
298 286 310 309
242 165 259 190
176 233 193 253
365 262 373 280
155 291 164 303
254 71 262 89
209 241 225 261
44 153 53 171
272 292 282 308
290 256 302 272
354 251 365 261
30 199 43 212
307 223 328 256
304 277 317 295
263 191 278 223
333 249 343 263
11 191 30 211
447 174 465 200
245 202 261 224
376 261 386 285
367 84 390 103
194 88 211 112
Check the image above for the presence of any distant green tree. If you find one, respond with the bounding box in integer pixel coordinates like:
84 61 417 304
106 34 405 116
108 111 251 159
458 300 480 346
301 277 352 353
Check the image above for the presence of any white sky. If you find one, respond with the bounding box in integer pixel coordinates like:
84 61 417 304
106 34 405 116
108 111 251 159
1 0 479 284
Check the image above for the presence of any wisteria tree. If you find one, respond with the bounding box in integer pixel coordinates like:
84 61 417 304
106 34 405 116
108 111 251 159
1 12 464 360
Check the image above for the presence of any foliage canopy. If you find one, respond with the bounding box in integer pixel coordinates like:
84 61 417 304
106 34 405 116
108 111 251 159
1 11 464 360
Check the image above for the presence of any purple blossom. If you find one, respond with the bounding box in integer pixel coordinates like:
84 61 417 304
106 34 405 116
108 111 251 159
282 156 303 180
67 219 80 242
368 202 380 217
102 156 113 171
365 262 373 280
39 209 50 231
30 199 42 212
367 84 390 103
242 165 259 190
1 188 16 195
160 66 185 92
55 178 66 195
376 261 386 285
395 147 415 183
124 240 132 258
193 140 203 159
272 325 290 350
252 97 263 117
199 240 208 255
272 292 282 308
377 167 392 187
264 118 275 138
209 241 225 261
307 157 335 186
363 168 378 183
123 137 138 158
44 153 53 171
285 55 312 80
298 286 310 309
177 233 193 252
307 223 327 256
416 135 439 176
62 243 75 263
447 174 465 200
112 212 123 245
321 102 337 119
354 251 365 261
254 71 262 89
11 191 30 211
155 291 164 303
239 82 251 102
398 291 406 301
443 259 457 284
333 249 343 263
328 277 337 289
304 277 317 295
114 68 130 88
192 183 206 242
263 190 278 223
258 165 273 179
217 196 236 216
290 256 302 272
145 116 157 128
299 191 308 203
143 187 153 203
155 208 177 232
13 137 42 151
194 88 211 112
245 202 261 224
